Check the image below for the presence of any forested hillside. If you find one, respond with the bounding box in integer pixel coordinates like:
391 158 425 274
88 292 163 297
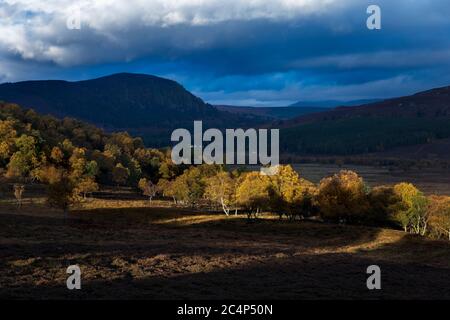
280 86 450 155
0 102 180 189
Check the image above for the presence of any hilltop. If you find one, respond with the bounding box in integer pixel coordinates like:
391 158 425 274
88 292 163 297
0 73 260 147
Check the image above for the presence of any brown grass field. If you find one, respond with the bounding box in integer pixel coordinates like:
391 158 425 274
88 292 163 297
1 195 450 300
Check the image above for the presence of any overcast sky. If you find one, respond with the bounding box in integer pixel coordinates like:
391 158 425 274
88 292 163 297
1 0 450 106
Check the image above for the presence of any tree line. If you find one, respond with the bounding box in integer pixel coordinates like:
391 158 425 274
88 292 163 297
149 164 449 240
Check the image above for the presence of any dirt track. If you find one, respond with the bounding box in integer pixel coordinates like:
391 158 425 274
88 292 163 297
1 204 450 300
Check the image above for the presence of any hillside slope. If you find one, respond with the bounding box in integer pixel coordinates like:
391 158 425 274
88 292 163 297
280 86 450 155
0 73 260 146
0 73 217 127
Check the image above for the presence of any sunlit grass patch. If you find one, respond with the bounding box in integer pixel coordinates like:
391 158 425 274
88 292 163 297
153 213 243 226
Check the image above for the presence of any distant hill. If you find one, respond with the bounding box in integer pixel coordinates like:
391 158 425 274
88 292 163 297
215 105 326 120
280 86 450 155
0 73 261 147
0 73 217 126
290 99 382 108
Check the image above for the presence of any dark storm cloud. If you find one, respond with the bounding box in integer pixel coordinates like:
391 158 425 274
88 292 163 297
1 0 450 104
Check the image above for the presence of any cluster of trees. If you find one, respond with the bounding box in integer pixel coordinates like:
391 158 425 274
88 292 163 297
151 164 450 240
0 102 181 212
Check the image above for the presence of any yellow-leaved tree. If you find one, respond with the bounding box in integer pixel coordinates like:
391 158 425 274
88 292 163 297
316 170 369 223
427 196 450 240
236 172 271 219
204 171 237 216
267 165 317 220
392 183 429 235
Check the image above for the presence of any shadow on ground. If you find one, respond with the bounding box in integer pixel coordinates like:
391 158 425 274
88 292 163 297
1 207 450 300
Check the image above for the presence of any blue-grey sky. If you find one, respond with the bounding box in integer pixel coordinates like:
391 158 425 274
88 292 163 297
1 0 450 106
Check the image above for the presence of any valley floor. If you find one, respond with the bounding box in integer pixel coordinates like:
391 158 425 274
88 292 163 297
1 199 450 300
